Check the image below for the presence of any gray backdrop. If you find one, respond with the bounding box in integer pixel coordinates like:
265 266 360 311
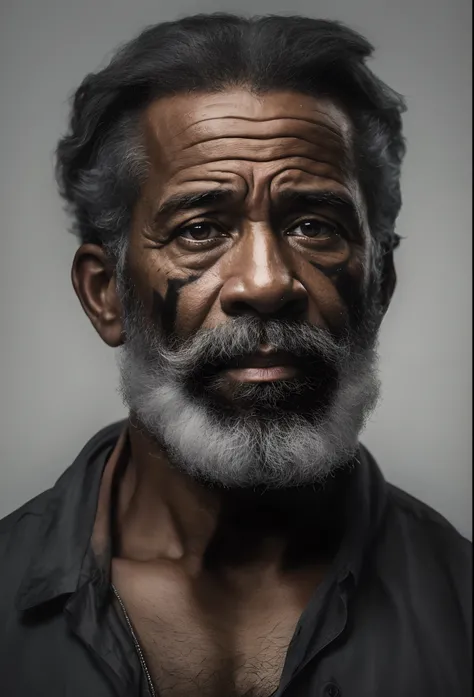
0 0 471 539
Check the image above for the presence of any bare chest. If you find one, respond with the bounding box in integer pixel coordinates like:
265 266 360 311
112 564 322 697
130 601 296 697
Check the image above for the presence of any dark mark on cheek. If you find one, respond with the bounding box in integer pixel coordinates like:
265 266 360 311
152 289 165 324
310 258 364 324
152 274 202 337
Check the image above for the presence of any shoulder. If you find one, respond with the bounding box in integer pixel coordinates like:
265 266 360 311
0 420 125 566
0 489 53 615
359 442 471 567
374 481 471 634
385 482 471 559
359 443 470 634
359 440 471 563
0 489 51 546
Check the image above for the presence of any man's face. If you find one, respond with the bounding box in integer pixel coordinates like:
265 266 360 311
117 88 382 487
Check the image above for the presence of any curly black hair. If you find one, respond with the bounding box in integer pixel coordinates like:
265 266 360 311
55 13 407 273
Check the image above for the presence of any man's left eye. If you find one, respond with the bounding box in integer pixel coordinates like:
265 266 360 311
287 220 339 239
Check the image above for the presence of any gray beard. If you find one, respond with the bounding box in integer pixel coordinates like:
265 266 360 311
116 283 381 489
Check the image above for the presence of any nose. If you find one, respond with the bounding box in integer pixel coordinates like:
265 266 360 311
220 227 308 319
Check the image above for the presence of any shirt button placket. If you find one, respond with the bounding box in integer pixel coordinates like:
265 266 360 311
323 682 341 697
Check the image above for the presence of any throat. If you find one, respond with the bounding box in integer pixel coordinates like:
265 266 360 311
202 483 348 574
112 419 353 572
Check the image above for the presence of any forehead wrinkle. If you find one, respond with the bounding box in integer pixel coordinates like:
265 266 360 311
180 132 343 154
163 170 250 199
164 126 354 182
178 143 354 183
168 152 348 169
168 156 351 192
268 166 355 195
145 120 346 178
171 113 348 141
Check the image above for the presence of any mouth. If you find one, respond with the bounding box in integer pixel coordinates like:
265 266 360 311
220 350 300 383
190 346 339 415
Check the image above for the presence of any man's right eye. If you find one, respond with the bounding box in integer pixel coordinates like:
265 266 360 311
178 222 225 241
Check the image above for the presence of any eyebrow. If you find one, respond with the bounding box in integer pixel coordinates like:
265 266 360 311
276 190 362 227
153 189 235 220
152 187 362 230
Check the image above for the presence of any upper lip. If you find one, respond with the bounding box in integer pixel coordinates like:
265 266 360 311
226 351 297 369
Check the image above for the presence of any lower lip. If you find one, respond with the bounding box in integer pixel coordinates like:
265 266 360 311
224 366 299 382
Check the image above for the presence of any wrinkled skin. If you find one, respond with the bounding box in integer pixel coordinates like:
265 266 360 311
129 90 369 344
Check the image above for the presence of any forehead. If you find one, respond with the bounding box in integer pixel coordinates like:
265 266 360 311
143 89 352 141
141 89 357 198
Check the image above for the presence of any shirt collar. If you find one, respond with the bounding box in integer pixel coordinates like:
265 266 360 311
16 421 127 612
16 421 387 613
335 444 388 586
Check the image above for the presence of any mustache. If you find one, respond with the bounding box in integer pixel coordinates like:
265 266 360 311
137 316 352 380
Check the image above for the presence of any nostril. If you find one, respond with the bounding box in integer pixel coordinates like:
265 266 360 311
285 295 308 317
224 301 260 318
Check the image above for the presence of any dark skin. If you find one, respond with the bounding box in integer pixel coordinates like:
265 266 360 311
72 89 396 697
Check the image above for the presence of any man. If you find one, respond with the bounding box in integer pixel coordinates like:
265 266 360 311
0 13 471 697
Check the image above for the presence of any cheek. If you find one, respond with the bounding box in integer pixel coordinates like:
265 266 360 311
127 231 219 338
173 272 223 337
155 275 203 336
144 255 214 337
306 273 348 331
126 248 169 311
307 255 366 332
124 238 180 336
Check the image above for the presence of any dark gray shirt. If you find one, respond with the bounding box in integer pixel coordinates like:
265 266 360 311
0 421 471 696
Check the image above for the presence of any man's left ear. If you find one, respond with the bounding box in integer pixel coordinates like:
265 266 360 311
379 249 397 314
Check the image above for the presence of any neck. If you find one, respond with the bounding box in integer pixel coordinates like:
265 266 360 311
113 416 352 573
